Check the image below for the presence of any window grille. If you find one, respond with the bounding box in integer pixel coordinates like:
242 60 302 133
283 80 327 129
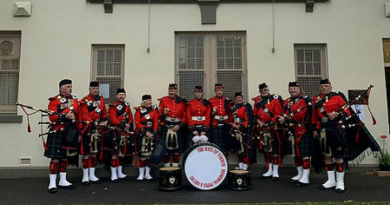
0 31 21 113
294 44 328 97
92 45 124 104
176 32 247 101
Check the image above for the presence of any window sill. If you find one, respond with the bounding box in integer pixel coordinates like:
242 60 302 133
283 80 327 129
0 115 23 123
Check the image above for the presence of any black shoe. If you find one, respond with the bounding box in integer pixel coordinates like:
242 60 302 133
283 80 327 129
335 188 345 193
271 177 279 181
260 175 272 179
48 187 57 193
58 184 76 189
90 180 100 184
82 181 90 186
111 179 119 183
319 185 336 190
289 179 298 183
295 182 309 187
118 176 131 181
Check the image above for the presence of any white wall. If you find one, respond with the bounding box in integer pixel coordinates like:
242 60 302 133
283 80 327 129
0 0 389 166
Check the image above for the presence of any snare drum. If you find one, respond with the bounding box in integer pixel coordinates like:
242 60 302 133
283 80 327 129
183 142 228 190
158 167 182 191
228 170 252 191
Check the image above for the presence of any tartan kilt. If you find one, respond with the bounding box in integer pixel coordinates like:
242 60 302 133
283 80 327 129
136 128 157 157
295 132 313 158
325 127 349 159
102 130 114 152
210 125 230 153
102 129 137 157
160 126 187 153
271 129 285 156
44 132 67 159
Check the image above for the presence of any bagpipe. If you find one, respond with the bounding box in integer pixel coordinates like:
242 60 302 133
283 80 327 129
337 84 375 126
16 102 86 151
17 102 88 131
336 85 380 165
281 102 313 128
17 102 135 156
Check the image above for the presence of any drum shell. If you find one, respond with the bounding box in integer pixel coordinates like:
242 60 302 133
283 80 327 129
228 170 252 191
158 167 182 191
183 142 228 191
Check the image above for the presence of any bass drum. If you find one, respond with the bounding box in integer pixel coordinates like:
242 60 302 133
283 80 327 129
182 142 228 190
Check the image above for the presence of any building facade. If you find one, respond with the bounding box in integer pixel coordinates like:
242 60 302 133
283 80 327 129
0 0 389 168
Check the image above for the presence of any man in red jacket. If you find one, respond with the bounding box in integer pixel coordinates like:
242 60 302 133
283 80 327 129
255 83 284 181
45 79 79 193
187 86 211 145
209 83 233 159
158 83 187 167
108 88 133 182
79 81 108 185
278 82 313 187
230 91 254 170
312 79 351 193
134 94 159 181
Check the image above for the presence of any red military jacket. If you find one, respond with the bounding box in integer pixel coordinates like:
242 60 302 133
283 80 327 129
48 94 81 131
108 100 133 128
312 92 351 130
255 94 283 123
158 96 187 126
231 103 253 127
134 105 159 133
251 95 261 118
209 96 233 127
282 94 312 124
80 94 107 124
186 98 211 131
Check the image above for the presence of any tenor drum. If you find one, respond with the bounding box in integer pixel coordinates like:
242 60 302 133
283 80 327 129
228 170 252 191
183 142 228 190
158 166 182 191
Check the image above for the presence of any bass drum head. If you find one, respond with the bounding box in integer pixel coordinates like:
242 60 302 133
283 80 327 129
184 143 228 190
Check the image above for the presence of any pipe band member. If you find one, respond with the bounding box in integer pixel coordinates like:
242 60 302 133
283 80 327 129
134 94 159 181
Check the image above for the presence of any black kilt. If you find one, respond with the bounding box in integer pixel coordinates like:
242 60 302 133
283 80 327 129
160 125 187 153
44 132 67 159
136 128 157 157
295 132 313 158
210 124 230 153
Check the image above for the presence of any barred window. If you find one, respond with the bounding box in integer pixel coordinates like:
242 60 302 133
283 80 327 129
294 44 328 97
0 31 21 113
92 45 125 104
175 32 247 100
